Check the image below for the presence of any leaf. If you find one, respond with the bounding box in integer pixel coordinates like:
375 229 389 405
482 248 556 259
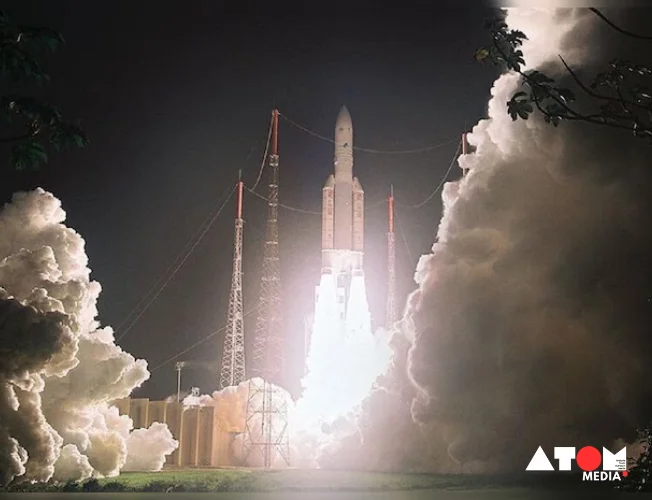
0 12 88 171
9 140 48 171
530 84 550 102
18 25 65 52
485 19 507 32
510 29 528 42
544 113 561 127
0 15 62 85
556 88 576 104
632 121 651 138
517 102 533 119
511 49 525 70
636 91 652 102
545 102 568 117
2 96 62 125
474 48 490 62
507 95 534 121
50 122 89 151
526 70 555 86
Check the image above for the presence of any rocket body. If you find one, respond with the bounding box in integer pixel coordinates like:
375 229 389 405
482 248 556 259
333 106 353 250
304 107 374 394
310 105 369 363
321 106 364 277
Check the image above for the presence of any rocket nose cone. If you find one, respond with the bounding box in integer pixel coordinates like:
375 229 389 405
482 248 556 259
336 106 352 127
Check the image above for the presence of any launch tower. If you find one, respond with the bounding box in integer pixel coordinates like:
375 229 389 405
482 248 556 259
385 185 397 330
219 174 246 388
243 110 291 468
461 132 469 177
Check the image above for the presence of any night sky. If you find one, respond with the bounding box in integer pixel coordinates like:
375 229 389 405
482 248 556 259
1 2 498 399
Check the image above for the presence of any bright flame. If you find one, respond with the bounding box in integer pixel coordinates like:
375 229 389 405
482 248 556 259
193 272 392 468
291 272 392 465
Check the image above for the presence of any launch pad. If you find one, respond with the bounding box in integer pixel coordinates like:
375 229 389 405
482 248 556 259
187 105 398 469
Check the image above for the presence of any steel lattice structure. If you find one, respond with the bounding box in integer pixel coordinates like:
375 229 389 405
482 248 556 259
461 132 468 176
243 110 290 468
386 185 397 330
219 179 246 389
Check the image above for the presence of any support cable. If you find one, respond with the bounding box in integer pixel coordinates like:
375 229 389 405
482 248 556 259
279 111 459 154
150 303 261 372
245 186 386 215
249 113 274 192
113 179 240 336
245 186 320 215
116 183 238 341
115 113 275 340
396 140 461 209
394 208 416 267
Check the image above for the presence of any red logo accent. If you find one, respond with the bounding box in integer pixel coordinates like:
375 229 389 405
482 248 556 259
576 446 601 472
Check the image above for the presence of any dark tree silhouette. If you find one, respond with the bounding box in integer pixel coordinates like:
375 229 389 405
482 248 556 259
475 9 652 141
618 426 651 492
0 10 88 171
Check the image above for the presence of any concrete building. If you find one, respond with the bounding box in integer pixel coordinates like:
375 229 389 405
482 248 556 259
113 398 241 468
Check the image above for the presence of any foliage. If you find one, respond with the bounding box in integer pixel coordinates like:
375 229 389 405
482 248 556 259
0 10 88 171
476 13 652 141
618 426 652 492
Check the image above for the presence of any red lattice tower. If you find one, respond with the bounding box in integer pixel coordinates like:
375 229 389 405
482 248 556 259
386 185 397 330
219 174 246 389
243 109 290 468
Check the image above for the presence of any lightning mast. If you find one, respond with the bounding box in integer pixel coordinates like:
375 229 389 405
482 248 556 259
243 109 290 468
461 132 468 177
385 185 397 330
219 173 246 389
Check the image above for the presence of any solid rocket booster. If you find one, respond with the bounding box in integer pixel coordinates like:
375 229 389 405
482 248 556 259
321 106 364 275
352 177 364 252
322 174 335 250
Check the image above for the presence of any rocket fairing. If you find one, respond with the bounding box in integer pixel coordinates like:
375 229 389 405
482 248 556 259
321 106 364 276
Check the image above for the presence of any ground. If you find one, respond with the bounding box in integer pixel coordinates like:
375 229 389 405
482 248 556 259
4 468 617 493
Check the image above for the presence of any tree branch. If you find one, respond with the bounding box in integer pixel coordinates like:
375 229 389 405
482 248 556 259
529 86 635 132
558 55 649 111
589 8 652 40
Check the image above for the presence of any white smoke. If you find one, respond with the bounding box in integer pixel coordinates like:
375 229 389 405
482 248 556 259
0 188 178 485
324 8 652 472
184 377 293 468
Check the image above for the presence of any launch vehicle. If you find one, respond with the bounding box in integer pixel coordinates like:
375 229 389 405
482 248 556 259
316 106 365 321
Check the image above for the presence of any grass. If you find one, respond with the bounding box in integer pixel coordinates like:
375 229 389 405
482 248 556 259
2 468 619 493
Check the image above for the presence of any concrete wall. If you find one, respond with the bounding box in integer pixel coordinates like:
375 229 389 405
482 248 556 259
112 398 237 468
130 398 150 429
165 402 183 466
147 401 167 426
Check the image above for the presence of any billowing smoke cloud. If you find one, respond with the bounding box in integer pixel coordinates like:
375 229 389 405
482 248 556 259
325 8 652 472
183 377 293 468
0 188 178 485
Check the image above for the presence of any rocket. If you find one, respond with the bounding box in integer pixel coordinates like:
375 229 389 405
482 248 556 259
321 106 364 277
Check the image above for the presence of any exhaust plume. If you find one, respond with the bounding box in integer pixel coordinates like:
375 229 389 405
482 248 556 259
326 8 652 472
0 188 178 485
